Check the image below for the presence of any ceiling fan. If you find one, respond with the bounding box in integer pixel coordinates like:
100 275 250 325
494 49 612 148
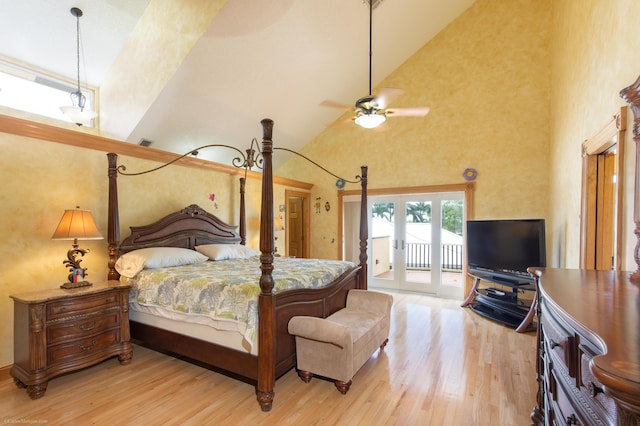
320 0 430 129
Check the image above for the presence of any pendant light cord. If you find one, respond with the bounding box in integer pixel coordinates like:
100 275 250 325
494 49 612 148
74 9 81 94
368 0 373 96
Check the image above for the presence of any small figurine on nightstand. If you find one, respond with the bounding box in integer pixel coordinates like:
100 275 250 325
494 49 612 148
60 247 91 289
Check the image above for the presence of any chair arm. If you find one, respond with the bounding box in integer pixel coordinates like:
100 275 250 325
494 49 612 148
288 316 350 348
346 289 393 314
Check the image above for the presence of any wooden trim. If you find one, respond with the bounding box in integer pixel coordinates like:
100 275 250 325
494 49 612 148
582 110 626 155
580 155 598 269
341 182 474 197
0 114 311 190
579 106 627 270
0 364 11 375
337 192 344 261
277 177 313 190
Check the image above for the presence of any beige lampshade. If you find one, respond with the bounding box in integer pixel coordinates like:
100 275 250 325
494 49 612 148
51 207 103 240
274 217 284 231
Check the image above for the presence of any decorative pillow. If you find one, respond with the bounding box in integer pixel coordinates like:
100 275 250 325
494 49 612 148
195 244 260 261
115 247 208 278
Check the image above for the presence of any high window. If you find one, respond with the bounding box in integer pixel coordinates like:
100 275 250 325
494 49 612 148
0 60 96 127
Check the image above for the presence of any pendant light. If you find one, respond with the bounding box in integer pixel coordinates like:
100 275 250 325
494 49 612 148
60 7 97 126
355 0 386 129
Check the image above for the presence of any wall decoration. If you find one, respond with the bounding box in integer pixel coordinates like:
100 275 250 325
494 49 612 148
279 204 286 212
315 197 322 213
325 201 331 212
463 168 478 181
335 178 346 189
209 193 219 209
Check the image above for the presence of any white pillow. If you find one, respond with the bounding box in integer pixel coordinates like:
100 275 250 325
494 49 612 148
195 244 260 261
115 247 208 278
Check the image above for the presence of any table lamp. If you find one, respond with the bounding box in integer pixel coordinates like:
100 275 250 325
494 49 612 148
51 206 103 289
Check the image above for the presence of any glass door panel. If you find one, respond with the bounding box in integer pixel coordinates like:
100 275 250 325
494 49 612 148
403 200 436 292
370 201 396 286
440 199 464 297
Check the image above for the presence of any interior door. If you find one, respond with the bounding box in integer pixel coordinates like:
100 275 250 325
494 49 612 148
580 107 626 270
595 148 617 269
286 191 309 258
288 197 303 257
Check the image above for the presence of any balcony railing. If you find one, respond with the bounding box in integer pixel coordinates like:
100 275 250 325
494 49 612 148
405 242 463 271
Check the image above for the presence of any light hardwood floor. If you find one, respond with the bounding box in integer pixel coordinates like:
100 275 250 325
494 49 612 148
1 291 537 425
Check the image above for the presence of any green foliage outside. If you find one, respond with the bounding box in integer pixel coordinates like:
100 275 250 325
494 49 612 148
372 200 463 236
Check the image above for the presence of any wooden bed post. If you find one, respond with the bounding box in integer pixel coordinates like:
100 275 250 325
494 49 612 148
239 177 247 245
107 153 120 281
257 118 276 411
359 165 368 290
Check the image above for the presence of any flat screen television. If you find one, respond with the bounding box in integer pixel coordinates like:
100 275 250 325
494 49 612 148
467 219 546 278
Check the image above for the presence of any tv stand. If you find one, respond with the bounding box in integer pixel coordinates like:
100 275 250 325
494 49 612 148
461 270 536 332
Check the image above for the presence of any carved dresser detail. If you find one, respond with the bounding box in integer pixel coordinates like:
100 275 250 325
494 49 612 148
530 268 640 425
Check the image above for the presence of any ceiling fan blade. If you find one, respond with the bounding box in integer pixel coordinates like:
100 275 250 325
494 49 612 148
375 88 404 109
328 117 355 128
320 100 353 110
385 106 430 117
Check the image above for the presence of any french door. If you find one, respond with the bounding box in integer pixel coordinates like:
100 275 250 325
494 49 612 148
368 192 464 297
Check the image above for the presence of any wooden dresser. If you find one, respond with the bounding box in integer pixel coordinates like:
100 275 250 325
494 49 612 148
530 268 640 425
10 281 133 399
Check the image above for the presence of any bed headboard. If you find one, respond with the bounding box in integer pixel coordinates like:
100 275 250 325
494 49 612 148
118 204 241 254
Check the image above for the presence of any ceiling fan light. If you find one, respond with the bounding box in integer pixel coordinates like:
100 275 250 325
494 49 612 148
355 113 386 129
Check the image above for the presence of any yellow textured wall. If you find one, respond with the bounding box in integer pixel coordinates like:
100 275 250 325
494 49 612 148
100 0 227 140
549 0 640 269
0 133 264 367
278 0 552 260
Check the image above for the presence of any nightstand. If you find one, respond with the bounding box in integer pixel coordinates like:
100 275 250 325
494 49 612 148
10 281 133 399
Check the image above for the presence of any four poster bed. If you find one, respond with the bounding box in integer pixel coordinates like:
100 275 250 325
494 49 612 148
106 119 370 411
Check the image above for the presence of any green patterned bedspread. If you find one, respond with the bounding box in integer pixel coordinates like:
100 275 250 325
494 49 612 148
125 257 356 349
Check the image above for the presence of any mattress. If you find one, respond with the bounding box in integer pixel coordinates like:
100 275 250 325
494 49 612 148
125 257 356 353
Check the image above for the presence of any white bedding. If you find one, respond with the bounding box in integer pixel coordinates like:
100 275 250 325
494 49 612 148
129 301 257 354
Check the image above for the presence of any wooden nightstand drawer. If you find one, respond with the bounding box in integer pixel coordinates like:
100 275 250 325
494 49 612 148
48 329 120 364
47 292 119 320
47 312 119 345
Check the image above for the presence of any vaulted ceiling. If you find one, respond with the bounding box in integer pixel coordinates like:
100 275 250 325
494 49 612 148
1 0 476 167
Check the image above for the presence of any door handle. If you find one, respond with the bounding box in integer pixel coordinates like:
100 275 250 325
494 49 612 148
402 240 405 250
393 239 398 250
